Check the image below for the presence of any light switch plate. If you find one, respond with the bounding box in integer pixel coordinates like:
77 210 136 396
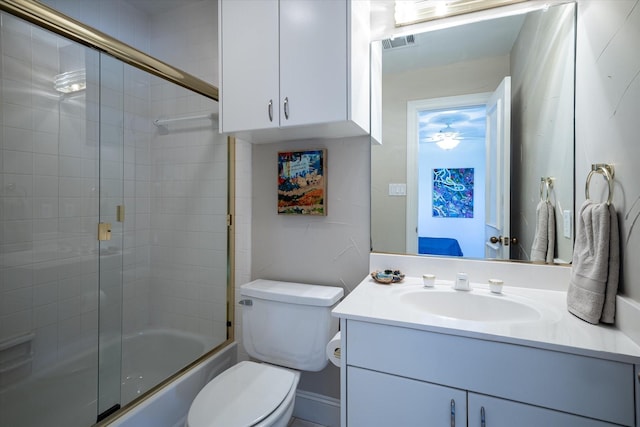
563 210 571 238
388 183 407 196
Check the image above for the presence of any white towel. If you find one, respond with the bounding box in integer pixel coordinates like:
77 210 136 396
531 201 555 263
567 201 620 324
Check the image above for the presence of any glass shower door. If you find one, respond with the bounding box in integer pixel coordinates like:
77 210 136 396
0 12 103 427
97 53 125 419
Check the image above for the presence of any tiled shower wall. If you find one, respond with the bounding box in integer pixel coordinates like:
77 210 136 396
1 0 228 377
147 1 226 343
0 13 101 373
47 0 227 343
39 0 154 341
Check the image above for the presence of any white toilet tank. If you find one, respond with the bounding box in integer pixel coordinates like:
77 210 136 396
240 279 343 372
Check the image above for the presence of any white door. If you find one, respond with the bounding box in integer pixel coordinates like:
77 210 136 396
484 76 511 259
219 0 279 132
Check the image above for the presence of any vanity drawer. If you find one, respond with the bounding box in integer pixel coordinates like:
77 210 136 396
346 320 635 426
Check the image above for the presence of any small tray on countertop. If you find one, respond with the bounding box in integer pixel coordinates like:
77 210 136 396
370 269 405 284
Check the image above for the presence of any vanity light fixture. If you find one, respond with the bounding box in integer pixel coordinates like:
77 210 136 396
54 69 86 93
394 0 528 27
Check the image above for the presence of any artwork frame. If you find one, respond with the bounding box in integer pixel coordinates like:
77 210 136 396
432 167 474 218
277 149 327 215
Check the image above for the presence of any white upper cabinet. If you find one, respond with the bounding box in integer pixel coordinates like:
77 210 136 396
219 0 371 143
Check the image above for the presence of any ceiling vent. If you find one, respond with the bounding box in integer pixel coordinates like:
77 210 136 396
382 34 416 50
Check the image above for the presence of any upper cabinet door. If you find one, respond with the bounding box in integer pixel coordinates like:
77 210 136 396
219 0 279 132
279 0 347 128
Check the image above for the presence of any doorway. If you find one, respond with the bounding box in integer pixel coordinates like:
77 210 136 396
406 93 490 257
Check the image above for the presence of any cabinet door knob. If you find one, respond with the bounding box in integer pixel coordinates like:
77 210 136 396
284 96 289 120
268 99 273 122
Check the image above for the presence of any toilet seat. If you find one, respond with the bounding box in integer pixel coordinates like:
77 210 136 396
187 361 298 427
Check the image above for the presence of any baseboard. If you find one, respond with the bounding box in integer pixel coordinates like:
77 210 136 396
293 390 340 427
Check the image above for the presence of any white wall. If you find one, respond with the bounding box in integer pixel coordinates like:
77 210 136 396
510 3 575 263
243 136 370 398
575 0 640 301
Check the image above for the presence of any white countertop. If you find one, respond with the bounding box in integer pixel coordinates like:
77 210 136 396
333 276 640 364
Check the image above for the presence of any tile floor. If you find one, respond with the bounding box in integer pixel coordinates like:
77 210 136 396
288 418 326 427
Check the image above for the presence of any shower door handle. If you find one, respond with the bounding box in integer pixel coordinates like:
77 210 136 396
268 100 273 122
98 223 112 241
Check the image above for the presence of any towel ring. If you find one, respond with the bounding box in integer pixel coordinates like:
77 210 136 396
539 177 553 202
585 164 614 205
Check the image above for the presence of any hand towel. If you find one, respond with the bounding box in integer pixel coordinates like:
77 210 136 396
546 202 556 264
600 203 620 323
567 200 619 324
531 200 549 262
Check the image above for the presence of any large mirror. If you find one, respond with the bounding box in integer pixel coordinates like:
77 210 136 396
371 2 576 264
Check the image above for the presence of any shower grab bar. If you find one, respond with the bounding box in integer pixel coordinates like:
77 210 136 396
153 113 216 127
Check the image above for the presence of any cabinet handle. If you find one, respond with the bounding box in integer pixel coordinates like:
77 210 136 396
480 406 486 427
284 96 289 120
450 399 455 427
268 99 273 122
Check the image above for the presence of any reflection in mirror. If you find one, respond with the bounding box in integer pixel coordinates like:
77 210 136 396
371 2 576 264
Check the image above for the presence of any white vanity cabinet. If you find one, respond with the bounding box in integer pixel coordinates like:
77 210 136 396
467 393 620 427
348 367 467 426
343 320 635 427
218 0 371 143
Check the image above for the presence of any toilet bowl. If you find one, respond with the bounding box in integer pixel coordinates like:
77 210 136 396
187 361 300 427
186 280 343 427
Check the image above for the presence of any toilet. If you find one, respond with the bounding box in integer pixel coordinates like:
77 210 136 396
187 279 343 427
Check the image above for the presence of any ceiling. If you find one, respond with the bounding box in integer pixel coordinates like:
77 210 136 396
382 13 526 74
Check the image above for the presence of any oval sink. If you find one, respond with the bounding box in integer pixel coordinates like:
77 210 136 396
398 290 542 322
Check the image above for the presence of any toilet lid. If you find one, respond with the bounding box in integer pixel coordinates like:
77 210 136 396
188 361 297 427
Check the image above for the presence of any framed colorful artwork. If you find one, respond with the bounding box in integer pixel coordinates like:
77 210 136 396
432 167 474 218
277 149 327 215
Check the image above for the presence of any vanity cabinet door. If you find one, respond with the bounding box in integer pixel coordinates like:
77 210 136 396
347 366 467 427
468 393 622 427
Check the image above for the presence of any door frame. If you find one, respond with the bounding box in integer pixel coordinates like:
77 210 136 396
406 92 491 254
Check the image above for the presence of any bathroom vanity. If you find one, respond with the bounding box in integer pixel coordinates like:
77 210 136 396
333 255 640 427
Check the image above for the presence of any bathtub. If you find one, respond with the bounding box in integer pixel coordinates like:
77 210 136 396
0 329 232 427
107 340 236 427
120 329 218 404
